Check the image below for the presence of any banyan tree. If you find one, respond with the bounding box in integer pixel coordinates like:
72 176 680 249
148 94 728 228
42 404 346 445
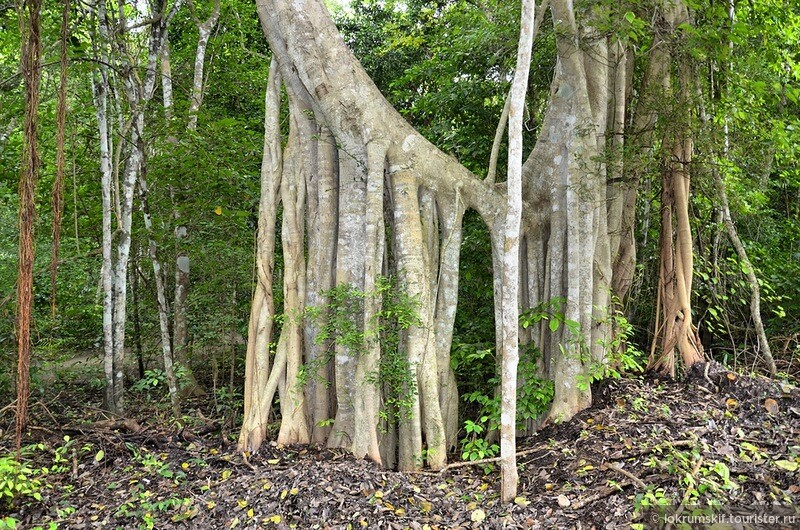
238 0 705 471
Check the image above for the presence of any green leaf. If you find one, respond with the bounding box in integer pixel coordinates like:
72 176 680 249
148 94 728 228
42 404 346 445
774 460 798 472
95 450 105 462
548 318 559 332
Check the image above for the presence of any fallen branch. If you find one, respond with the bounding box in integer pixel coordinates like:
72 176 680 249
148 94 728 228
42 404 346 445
571 482 633 510
600 462 648 489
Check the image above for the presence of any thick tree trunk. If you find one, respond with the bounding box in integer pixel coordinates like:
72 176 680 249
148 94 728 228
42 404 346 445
648 134 705 376
327 150 367 450
611 3 682 303
242 0 626 466
390 167 446 471
646 4 706 376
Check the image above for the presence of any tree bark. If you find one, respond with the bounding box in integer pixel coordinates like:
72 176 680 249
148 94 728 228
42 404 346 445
500 0 535 503
350 142 386 463
276 85 311 446
304 125 337 443
49 0 70 316
16 0 43 448
239 59 283 452
390 166 445 471
139 175 181 416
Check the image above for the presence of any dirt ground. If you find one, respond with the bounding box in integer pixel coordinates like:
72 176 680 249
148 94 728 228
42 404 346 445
1 362 798 529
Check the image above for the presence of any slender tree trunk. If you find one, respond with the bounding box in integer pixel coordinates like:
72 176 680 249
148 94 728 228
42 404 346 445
500 0 535 503
16 0 43 448
50 0 70 316
304 125 337 443
98 0 175 413
131 250 146 380
91 67 116 411
711 168 776 375
432 192 464 451
170 0 221 392
276 86 311 445
139 174 181 416
239 59 283 452
186 0 220 130
351 141 386 463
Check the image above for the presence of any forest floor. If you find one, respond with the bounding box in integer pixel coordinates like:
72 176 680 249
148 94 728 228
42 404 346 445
1 362 799 529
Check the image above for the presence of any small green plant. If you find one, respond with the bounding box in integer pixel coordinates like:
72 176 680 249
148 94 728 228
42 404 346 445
0 453 42 505
583 301 645 388
460 419 498 459
114 481 192 530
133 369 168 392
633 486 672 511
132 367 189 397
213 386 243 416
0 516 21 529
315 418 335 428
459 417 499 473
455 300 560 465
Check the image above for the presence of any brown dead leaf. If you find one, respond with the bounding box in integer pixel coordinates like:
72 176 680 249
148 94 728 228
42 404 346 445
764 398 779 415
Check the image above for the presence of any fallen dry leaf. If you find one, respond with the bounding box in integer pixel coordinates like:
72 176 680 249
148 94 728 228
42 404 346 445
764 398 779 414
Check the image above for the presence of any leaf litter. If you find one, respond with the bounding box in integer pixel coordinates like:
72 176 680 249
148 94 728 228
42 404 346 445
1 361 798 529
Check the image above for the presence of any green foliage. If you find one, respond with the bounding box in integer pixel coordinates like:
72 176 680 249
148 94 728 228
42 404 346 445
131 367 189 404
114 480 193 530
635 437 739 520
303 276 421 423
580 304 646 390
457 346 554 465
460 424 498 463
519 297 644 392
0 453 42 506
338 0 552 176
520 297 580 336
